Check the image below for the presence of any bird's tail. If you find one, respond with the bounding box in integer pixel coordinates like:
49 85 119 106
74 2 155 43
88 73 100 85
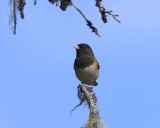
93 81 98 86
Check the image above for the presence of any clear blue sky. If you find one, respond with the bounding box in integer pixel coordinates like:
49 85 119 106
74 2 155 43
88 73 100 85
0 0 160 128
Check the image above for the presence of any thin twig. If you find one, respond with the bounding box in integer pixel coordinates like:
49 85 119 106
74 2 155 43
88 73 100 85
13 0 17 34
18 0 26 19
48 0 59 6
69 100 84 118
70 0 101 37
96 0 120 23
106 10 121 23
69 85 87 118
34 0 37 5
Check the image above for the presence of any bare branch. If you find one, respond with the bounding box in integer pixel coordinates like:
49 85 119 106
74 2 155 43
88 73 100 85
106 10 121 23
70 0 101 37
95 0 107 23
48 0 59 6
18 0 26 19
34 0 37 5
60 0 71 11
9 0 120 36
96 0 120 23
13 0 17 34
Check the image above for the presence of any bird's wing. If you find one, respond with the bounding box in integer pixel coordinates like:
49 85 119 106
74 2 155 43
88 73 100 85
74 56 95 69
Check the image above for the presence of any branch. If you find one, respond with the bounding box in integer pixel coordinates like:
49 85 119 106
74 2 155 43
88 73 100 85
95 0 107 23
48 0 59 6
106 10 121 23
9 0 120 36
96 0 120 23
18 0 26 19
71 84 104 128
13 0 17 34
60 0 70 11
70 0 100 37
34 0 37 5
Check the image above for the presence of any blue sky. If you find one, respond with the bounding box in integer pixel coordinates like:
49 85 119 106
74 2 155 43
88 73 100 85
0 0 160 128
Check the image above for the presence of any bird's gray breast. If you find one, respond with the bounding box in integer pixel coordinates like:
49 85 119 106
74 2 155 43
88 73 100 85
75 62 99 85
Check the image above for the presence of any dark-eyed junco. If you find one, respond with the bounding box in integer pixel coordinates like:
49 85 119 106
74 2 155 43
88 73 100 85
74 43 100 86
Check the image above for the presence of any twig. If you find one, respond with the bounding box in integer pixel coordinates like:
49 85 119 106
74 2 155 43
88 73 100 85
34 0 37 5
13 0 17 34
70 0 101 37
60 0 70 11
69 100 84 118
69 85 87 118
96 0 107 23
10 0 120 36
48 0 59 6
96 0 120 23
18 0 26 19
106 10 121 23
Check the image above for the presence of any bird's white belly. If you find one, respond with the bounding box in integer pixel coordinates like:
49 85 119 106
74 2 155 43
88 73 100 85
75 65 99 85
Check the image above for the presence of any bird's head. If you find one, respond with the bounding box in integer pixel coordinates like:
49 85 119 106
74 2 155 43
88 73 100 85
74 43 94 57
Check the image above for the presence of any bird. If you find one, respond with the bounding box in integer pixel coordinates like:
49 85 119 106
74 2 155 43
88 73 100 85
74 43 100 86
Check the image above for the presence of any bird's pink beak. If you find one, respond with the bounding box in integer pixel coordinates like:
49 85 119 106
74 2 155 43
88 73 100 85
74 45 80 50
